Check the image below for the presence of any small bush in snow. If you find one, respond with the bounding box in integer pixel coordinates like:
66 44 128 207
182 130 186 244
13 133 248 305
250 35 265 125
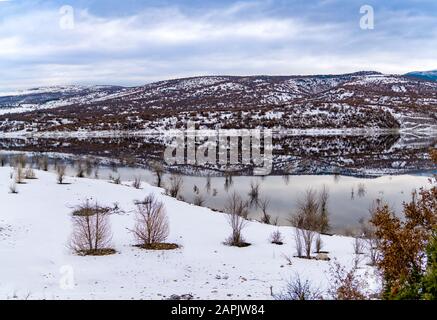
9 183 18 194
166 174 183 199
24 167 36 179
274 274 322 300
328 261 369 300
131 194 173 249
259 198 271 224
315 234 323 253
76 161 85 178
290 189 325 258
270 229 284 245
56 165 67 184
69 201 115 256
150 161 164 188
109 174 121 184
14 165 25 184
224 193 250 247
39 156 49 171
132 176 141 189
193 194 206 206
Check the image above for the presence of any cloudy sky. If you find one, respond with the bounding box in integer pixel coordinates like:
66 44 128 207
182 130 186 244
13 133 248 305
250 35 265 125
0 0 436 91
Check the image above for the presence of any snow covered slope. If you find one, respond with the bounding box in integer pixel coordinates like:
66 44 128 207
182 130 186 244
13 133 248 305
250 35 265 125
0 85 125 115
0 167 377 299
1 72 436 133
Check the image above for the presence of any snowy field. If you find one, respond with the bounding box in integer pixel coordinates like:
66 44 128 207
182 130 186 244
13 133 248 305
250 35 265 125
0 167 377 300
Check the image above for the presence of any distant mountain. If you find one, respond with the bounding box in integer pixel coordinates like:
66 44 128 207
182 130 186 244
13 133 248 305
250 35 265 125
1 71 437 133
0 85 124 113
405 70 437 81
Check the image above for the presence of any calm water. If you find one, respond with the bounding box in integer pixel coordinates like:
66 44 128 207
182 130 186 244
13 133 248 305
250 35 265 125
1 133 436 234
18 159 434 234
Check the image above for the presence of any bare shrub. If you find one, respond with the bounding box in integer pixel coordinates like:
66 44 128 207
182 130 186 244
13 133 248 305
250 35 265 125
224 193 250 247
109 174 121 184
24 167 36 179
259 198 271 224
274 274 322 300
76 161 85 178
56 165 66 184
69 201 115 255
0 155 6 167
315 234 323 253
85 157 94 176
132 176 141 189
38 156 49 171
150 161 164 187
353 236 365 255
294 229 303 257
9 183 18 194
131 194 170 247
167 174 183 199
193 194 206 206
13 154 27 168
14 165 25 184
328 261 368 300
359 215 379 266
290 189 321 258
270 229 284 245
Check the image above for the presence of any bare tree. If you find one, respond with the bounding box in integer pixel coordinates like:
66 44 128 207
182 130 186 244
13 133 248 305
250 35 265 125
132 176 141 189
70 201 114 255
359 212 380 266
150 161 164 187
315 234 323 253
167 174 183 199
14 165 25 184
294 229 303 257
39 156 49 171
290 189 321 258
259 198 271 224
56 165 66 184
131 194 169 247
76 160 85 178
224 193 250 247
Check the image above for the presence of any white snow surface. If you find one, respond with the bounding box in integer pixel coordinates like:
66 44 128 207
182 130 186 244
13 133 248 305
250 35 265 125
0 168 378 300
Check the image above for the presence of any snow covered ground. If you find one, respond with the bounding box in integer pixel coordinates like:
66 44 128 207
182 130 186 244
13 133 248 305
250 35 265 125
0 167 377 300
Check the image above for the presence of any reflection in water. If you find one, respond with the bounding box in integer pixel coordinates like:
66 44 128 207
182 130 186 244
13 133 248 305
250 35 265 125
0 132 436 234
0 131 436 175
177 174 434 234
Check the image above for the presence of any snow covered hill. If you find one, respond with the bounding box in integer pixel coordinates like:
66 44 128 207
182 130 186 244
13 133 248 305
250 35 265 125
0 85 124 116
0 167 377 299
0 71 436 133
